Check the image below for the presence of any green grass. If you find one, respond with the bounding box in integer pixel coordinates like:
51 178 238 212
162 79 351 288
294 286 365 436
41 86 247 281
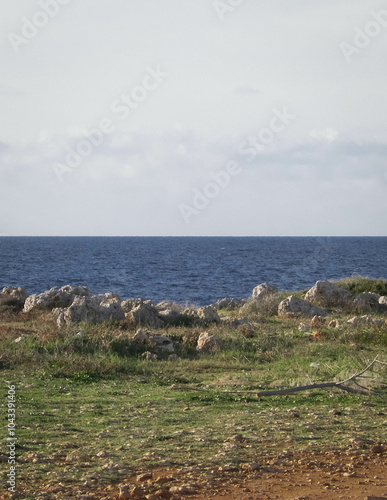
0 293 386 499
335 275 387 296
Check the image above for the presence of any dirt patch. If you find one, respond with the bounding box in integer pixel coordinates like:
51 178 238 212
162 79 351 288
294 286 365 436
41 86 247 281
5 449 386 499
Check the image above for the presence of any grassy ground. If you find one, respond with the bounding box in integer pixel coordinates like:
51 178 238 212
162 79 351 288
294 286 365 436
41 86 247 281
1 278 387 498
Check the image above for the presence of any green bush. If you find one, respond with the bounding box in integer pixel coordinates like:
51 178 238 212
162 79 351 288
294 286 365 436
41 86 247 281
335 276 387 296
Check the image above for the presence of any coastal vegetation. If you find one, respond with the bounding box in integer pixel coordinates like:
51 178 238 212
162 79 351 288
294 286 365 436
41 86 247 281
0 276 386 499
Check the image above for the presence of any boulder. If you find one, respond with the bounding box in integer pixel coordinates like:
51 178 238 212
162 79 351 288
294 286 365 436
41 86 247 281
252 283 279 300
196 306 220 323
353 293 381 313
24 285 89 313
221 317 253 329
133 328 174 353
0 287 28 310
196 332 221 352
278 296 328 318
379 296 387 306
211 298 244 310
129 303 165 328
53 294 125 327
304 281 352 307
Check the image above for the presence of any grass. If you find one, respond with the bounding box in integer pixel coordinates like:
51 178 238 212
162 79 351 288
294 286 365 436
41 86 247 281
335 275 387 296
0 277 387 498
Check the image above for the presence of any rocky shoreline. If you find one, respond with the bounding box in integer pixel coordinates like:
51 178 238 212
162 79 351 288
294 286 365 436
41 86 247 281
1 281 386 332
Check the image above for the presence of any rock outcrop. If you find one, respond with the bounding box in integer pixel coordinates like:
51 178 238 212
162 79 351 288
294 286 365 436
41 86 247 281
252 283 279 300
211 298 244 310
0 287 28 310
278 296 328 318
24 285 89 313
128 303 165 328
53 294 125 327
305 281 352 307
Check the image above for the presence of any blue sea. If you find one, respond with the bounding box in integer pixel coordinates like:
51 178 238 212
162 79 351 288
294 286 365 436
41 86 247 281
0 237 386 305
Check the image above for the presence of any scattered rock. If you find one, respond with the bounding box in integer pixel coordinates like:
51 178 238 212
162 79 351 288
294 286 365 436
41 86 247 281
328 319 341 328
347 315 384 327
134 328 174 353
252 282 279 301
311 315 326 327
196 332 221 352
298 323 310 332
305 281 352 308
278 296 328 318
379 296 387 306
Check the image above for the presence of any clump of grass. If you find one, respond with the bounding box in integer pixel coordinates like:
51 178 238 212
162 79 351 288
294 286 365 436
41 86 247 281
335 276 387 296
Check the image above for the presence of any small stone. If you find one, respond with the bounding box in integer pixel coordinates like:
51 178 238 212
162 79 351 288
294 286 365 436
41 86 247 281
137 472 153 482
131 485 145 498
118 485 131 499
370 444 385 454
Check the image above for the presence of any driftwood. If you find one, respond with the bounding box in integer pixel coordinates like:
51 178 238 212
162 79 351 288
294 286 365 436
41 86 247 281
257 357 380 397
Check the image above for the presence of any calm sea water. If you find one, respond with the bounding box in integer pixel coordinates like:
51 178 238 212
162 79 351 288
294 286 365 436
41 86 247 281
0 237 386 305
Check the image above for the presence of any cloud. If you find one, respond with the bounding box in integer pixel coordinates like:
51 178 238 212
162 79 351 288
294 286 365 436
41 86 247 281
234 85 261 95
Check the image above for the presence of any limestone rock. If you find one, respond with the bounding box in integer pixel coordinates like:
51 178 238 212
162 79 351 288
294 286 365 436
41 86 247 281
252 283 279 300
222 317 253 329
347 315 384 327
196 306 220 323
278 296 328 318
0 286 28 310
304 281 352 307
196 332 221 352
24 285 89 313
379 296 387 306
354 293 381 313
53 294 125 326
211 297 244 310
121 298 154 313
129 303 165 328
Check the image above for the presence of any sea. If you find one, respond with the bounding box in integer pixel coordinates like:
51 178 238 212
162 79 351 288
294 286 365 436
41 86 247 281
0 237 386 306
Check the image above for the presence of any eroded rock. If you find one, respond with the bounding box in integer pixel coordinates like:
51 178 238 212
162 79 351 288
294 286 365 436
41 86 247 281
278 296 328 318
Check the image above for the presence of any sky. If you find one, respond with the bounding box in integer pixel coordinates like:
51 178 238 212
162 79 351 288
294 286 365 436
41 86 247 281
1 0 387 236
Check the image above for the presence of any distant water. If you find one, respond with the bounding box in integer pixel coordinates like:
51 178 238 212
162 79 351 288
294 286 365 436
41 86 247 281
0 237 386 305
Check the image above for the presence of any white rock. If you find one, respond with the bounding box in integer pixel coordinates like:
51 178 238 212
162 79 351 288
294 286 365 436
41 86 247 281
53 294 125 326
252 283 279 300
278 296 328 317
196 332 221 352
305 281 352 307
24 285 89 313
196 306 220 323
129 303 165 328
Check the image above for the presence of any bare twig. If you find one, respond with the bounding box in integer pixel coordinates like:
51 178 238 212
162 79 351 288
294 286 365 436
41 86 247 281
257 357 380 397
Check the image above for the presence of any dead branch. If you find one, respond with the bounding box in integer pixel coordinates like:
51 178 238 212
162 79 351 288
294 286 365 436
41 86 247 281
257 357 380 397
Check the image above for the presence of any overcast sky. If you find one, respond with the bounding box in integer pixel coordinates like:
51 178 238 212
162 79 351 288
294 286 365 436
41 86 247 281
1 0 386 236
